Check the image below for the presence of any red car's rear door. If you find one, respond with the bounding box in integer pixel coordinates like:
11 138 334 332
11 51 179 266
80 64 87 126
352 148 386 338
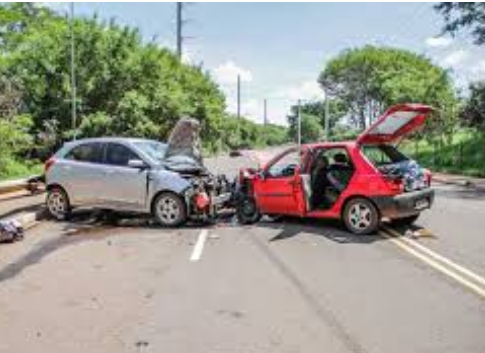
357 103 433 145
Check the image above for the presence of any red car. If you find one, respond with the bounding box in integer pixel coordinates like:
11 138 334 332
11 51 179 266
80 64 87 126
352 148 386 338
235 103 435 234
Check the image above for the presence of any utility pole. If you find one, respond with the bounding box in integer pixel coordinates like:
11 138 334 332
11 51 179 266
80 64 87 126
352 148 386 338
297 99 301 146
70 2 77 140
263 99 268 125
324 88 330 141
236 74 241 118
176 2 183 59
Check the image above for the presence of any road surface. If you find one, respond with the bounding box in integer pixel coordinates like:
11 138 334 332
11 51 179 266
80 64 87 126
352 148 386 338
0 153 484 353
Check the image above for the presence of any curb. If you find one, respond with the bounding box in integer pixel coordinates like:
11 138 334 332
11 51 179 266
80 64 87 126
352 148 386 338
432 176 485 191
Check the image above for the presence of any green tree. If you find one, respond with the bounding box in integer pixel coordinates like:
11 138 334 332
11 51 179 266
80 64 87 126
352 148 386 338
319 46 457 132
435 2 485 46
462 82 485 130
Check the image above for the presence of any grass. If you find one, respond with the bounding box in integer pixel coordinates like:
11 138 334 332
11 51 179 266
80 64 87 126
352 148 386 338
0 157 43 182
401 129 485 178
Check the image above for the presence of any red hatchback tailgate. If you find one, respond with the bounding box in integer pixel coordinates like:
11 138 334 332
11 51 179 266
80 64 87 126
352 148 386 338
357 103 433 145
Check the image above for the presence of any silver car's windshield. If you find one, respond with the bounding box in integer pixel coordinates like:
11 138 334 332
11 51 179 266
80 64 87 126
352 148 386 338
133 141 167 162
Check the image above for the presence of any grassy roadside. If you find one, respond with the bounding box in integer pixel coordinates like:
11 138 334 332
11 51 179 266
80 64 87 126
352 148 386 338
401 129 485 178
0 158 43 182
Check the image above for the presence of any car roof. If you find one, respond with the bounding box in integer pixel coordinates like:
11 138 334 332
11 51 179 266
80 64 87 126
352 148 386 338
304 141 358 149
64 137 163 146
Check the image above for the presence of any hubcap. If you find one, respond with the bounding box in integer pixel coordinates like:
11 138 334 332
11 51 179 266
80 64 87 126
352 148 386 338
157 196 181 225
348 203 372 230
48 192 67 218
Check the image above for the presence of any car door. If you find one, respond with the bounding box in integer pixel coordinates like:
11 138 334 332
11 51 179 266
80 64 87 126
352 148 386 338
253 148 306 216
62 142 106 206
99 142 150 211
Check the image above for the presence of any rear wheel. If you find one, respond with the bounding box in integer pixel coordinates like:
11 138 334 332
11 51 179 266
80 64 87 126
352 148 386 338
153 192 187 227
392 214 420 227
236 195 261 225
46 187 71 221
343 198 380 235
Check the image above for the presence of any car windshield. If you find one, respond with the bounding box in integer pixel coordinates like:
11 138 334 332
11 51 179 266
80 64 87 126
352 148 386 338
362 144 409 166
133 141 167 162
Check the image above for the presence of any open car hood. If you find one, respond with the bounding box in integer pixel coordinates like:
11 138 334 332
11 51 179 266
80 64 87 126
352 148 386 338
357 103 433 145
163 117 204 172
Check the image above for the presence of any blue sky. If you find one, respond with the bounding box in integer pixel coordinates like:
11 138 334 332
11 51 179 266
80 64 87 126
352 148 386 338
48 2 485 125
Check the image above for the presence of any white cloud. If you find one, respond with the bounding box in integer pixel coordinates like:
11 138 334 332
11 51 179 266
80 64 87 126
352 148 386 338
213 61 253 85
440 49 469 69
275 80 326 101
425 36 453 48
471 60 485 75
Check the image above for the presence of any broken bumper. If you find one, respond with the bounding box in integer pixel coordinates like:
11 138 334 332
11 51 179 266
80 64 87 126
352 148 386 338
371 188 435 219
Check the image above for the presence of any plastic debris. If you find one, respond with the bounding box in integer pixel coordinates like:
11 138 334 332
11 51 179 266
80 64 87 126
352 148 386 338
0 219 24 243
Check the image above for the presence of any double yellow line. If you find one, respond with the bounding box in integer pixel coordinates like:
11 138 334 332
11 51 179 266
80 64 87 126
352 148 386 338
379 226 485 301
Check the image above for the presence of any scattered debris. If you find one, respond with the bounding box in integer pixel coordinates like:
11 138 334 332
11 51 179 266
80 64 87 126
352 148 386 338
0 219 24 243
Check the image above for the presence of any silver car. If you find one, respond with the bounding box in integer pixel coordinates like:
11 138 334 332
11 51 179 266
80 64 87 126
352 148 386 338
45 118 232 226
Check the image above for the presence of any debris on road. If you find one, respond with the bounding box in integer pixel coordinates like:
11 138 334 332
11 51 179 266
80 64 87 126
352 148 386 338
0 219 24 243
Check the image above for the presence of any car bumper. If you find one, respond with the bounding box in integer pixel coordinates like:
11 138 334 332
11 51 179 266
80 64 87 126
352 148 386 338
371 188 435 219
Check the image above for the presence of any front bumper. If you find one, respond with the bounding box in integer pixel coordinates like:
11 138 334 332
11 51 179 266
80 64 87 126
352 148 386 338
371 188 435 219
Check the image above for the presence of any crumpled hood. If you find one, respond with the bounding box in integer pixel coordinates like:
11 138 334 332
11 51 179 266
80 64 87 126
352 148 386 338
163 117 204 172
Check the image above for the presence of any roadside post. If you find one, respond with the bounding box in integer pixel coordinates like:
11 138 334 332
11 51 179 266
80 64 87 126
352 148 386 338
297 99 301 146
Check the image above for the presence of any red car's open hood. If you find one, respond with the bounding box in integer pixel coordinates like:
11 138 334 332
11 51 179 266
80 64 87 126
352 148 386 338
357 103 433 145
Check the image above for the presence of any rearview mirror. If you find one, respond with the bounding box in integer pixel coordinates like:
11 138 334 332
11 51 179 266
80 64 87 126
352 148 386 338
128 159 148 169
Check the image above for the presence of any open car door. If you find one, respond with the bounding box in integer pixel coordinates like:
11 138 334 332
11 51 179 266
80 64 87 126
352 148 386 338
357 104 433 145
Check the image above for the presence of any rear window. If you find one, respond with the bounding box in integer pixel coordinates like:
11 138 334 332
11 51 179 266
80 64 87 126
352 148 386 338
362 145 408 166
65 142 104 164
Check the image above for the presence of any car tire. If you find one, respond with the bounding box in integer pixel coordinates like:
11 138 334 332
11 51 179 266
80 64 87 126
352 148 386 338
392 214 420 227
46 187 71 221
236 195 262 225
343 198 380 235
153 192 187 227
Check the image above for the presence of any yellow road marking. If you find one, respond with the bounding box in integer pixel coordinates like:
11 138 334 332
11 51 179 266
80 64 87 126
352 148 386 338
379 228 485 301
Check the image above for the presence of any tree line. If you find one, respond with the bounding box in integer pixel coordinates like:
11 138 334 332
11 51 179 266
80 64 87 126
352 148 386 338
0 3 288 179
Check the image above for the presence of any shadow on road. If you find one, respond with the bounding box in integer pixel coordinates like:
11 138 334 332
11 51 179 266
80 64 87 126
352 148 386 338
252 216 385 245
435 184 485 200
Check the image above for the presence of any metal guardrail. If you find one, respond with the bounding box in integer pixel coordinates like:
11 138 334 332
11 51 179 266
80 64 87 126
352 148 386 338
0 175 44 196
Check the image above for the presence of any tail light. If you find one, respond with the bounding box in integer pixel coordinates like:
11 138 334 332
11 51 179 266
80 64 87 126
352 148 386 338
385 177 404 192
44 158 55 174
424 169 432 186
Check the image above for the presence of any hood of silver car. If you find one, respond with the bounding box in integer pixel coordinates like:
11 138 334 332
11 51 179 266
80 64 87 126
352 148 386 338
163 117 204 171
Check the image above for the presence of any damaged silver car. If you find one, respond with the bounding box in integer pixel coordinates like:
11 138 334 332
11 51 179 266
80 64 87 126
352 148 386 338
45 118 232 226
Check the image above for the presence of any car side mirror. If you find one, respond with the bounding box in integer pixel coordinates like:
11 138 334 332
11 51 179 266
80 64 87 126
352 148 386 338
128 159 149 169
259 170 267 181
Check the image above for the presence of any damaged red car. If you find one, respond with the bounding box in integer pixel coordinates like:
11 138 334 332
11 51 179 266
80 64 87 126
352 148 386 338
235 104 435 235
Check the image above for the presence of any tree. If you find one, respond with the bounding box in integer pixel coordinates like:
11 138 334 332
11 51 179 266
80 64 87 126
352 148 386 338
462 82 485 130
435 3 485 46
287 108 323 144
319 46 457 131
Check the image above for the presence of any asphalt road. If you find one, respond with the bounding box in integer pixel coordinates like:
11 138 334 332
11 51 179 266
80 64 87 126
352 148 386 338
0 153 484 353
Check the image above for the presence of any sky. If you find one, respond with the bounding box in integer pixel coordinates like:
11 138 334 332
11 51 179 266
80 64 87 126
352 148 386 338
48 2 485 126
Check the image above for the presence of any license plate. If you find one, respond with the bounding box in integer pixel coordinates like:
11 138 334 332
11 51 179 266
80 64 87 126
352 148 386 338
414 199 429 210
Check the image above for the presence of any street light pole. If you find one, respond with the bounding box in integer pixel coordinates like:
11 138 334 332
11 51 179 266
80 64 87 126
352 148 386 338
297 99 301 146
324 88 330 141
70 2 77 140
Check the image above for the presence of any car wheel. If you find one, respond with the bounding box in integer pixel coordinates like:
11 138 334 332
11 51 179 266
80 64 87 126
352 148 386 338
236 195 261 225
392 214 420 227
153 192 187 227
46 187 71 221
343 198 380 235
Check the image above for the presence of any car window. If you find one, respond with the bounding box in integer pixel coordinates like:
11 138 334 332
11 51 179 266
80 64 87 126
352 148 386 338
65 142 104 164
105 143 140 167
362 145 408 166
267 149 301 178
133 141 167 162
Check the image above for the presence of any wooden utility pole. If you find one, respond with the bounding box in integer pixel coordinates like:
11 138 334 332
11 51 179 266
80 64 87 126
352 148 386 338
176 2 183 59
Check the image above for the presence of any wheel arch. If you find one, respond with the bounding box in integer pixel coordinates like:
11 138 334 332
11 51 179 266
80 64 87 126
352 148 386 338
150 189 188 214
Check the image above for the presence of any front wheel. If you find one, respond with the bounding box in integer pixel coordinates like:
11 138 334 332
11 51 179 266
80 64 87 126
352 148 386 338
46 187 71 221
343 198 380 235
153 192 187 227
236 195 262 225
